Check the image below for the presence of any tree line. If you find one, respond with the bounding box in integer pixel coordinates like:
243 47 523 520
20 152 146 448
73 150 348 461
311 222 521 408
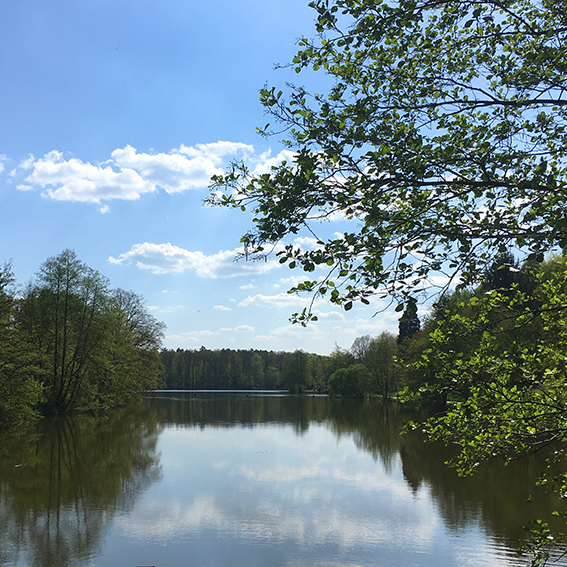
161 347 329 392
160 315 417 398
0 249 165 425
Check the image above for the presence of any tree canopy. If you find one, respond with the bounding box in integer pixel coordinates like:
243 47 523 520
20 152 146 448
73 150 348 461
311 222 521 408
210 0 567 319
0 250 165 422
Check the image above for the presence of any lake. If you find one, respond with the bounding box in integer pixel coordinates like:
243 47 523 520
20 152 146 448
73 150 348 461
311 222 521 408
1 391 565 567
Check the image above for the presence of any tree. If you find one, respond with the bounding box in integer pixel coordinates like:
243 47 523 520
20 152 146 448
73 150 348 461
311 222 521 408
401 257 567 562
0 261 42 425
282 350 311 393
15 250 164 415
16 250 112 414
482 251 521 292
249 353 265 388
397 305 421 344
209 0 567 558
112 289 165 349
350 334 372 360
328 364 367 398
210 0 567 320
364 332 399 400
326 344 355 377
110 288 166 398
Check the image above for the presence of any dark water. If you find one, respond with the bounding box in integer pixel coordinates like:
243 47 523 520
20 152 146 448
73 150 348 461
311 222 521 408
1 392 566 567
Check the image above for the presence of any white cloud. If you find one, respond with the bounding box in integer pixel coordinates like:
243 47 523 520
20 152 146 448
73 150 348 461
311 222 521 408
165 325 255 346
166 330 220 345
257 323 324 340
239 283 256 290
318 209 351 222
312 310 346 322
177 141 254 163
220 325 254 333
293 236 322 250
250 149 296 175
17 150 154 203
13 142 293 205
110 144 244 194
343 321 390 334
239 292 313 309
151 304 186 314
108 242 283 278
214 305 232 311
99 204 110 214
279 275 324 287
327 313 399 344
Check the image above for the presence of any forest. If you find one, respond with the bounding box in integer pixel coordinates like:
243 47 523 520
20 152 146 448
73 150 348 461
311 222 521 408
161 331 401 397
160 287 417 396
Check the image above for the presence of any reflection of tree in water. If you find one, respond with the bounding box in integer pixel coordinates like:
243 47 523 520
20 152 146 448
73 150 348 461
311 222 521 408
144 392 566 557
398 424 567 548
0 403 163 567
147 392 329 433
324 398 567 553
325 398 418 474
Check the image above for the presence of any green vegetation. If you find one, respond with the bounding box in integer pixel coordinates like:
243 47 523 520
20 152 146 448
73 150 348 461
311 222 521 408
397 254 567 561
0 250 165 425
161 347 328 392
161 329 405 400
0 261 42 425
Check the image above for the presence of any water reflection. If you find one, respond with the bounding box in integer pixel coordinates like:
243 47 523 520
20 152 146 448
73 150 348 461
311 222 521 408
145 392 565 565
149 391 327 432
117 418 446 566
0 403 162 567
1 392 565 567
326 399 566 547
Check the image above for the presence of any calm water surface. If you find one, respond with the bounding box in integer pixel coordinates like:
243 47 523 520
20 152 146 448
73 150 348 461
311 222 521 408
1 392 565 567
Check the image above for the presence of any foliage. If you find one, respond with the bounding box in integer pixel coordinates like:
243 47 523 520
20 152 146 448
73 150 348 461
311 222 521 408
282 350 312 393
209 9 567 552
414 263 567 473
397 304 421 344
364 331 399 400
328 363 368 397
403 258 567 562
350 334 372 359
160 347 329 392
1 250 165 419
0 261 43 425
160 335 404 400
112 288 165 349
326 344 355 376
16 250 115 414
210 0 567 322
482 251 521 292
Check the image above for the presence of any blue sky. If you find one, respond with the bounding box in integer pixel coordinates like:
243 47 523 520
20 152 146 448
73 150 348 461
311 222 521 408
0 0 401 354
